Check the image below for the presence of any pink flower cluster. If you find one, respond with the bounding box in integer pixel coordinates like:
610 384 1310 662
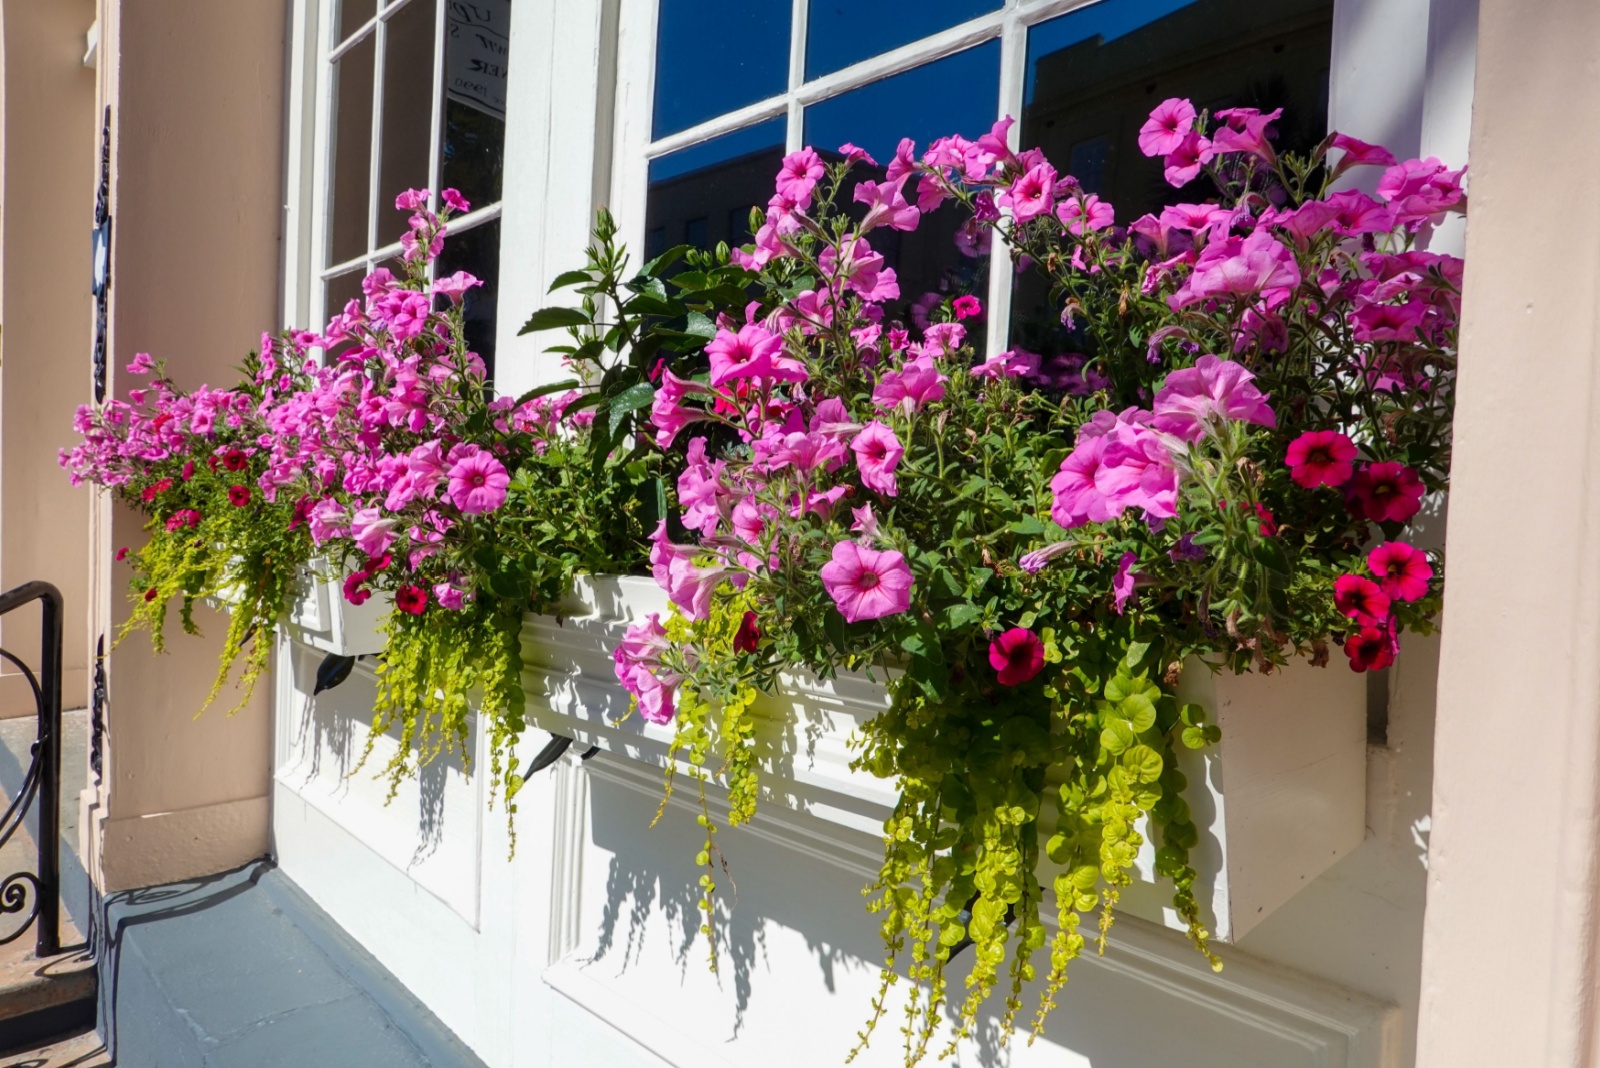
1335 541 1433 672
63 189 593 619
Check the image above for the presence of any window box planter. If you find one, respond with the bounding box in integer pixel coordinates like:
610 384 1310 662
519 575 1367 943
282 559 389 657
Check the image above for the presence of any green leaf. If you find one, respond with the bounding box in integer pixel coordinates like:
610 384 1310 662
1122 744 1164 783
1100 720 1135 755
1121 693 1158 733
684 311 718 340
1180 726 1211 750
512 378 581 407
1123 640 1151 671
546 269 594 293
1104 674 1132 702
1008 516 1047 536
943 603 983 629
606 382 657 437
518 306 590 334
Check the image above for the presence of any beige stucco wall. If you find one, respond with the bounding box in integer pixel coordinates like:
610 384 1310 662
1416 0 1600 1063
79 0 287 892
0 0 96 717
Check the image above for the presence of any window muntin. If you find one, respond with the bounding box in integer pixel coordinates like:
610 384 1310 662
634 0 1336 356
317 0 512 377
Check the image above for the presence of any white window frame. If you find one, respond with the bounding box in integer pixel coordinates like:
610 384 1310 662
291 0 508 336
611 0 1337 357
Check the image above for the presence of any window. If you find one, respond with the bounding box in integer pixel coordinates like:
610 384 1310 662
318 0 512 376
623 0 1332 356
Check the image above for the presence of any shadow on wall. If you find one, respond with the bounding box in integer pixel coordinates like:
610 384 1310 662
576 770 1320 1068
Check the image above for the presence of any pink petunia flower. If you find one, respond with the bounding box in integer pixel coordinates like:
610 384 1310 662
706 324 805 387
433 271 483 303
989 628 1045 686
854 177 921 233
350 507 398 557
1163 130 1215 187
1285 430 1358 488
872 357 947 414
850 420 904 497
820 540 912 624
1112 551 1138 614
1056 194 1115 236
1150 355 1276 442
998 162 1057 224
613 614 683 725
446 447 510 514
1327 133 1398 176
440 188 470 213
1367 541 1432 602
775 148 825 206
1169 230 1301 311
1138 98 1197 157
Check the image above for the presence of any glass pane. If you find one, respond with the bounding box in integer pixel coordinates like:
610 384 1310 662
645 118 786 259
1011 0 1333 360
329 34 376 265
806 0 1000 79
434 219 502 381
653 0 789 139
803 43 1000 347
339 0 378 43
378 0 438 232
324 267 367 328
441 0 511 207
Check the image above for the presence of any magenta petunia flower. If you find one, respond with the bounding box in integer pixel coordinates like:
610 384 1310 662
1334 573 1390 625
998 162 1056 224
1345 462 1424 524
613 614 683 725
1367 541 1432 602
1112 551 1139 614
820 540 912 624
1162 130 1214 187
446 448 510 514
1138 98 1197 158
227 484 251 507
951 295 983 321
706 324 805 387
850 420 904 497
1285 430 1358 488
775 148 825 206
1151 355 1276 442
989 628 1045 686
1169 230 1301 311
1327 133 1398 175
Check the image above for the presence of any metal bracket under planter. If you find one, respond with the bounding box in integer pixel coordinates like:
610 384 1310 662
282 559 390 657
520 574 1367 945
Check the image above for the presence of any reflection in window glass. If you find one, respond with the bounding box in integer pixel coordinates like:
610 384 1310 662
645 118 786 259
653 0 790 139
338 0 378 43
435 219 502 380
324 266 367 326
805 0 1000 79
1011 0 1332 360
379 0 438 225
804 43 1000 349
330 35 376 265
440 0 511 206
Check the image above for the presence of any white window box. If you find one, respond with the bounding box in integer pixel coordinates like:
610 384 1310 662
520 574 1367 943
282 558 390 657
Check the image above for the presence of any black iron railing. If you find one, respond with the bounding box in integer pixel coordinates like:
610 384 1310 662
0 581 63 957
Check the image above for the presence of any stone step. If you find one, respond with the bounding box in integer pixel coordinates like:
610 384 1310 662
0 1026 108 1066
0 938 96 1053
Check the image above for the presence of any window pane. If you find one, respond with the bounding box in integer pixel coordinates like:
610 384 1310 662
440 0 511 207
435 219 502 381
805 0 1000 80
329 34 376 265
803 44 1000 348
324 266 367 328
1011 0 1333 360
653 0 789 139
645 118 786 259
378 0 438 232
338 0 378 43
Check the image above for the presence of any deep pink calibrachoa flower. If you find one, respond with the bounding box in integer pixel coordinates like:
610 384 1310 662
446 448 510 514
1344 624 1397 673
951 295 982 321
1334 574 1391 625
1285 430 1358 488
820 540 912 623
395 584 429 615
227 484 251 507
1367 541 1432 602
989 628 1045 686
1345 462 1424 523
733 611 761 654
115 547 130 562
1138 98 1197 157
851 420 904 497
342 571 372 606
